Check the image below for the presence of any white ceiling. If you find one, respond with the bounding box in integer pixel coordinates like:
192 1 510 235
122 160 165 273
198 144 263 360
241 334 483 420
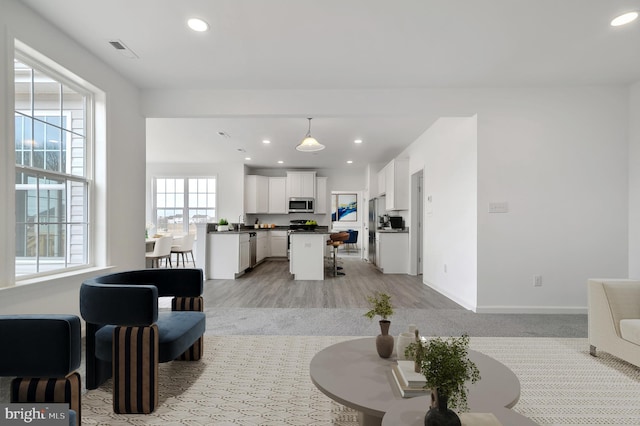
21 0 640 169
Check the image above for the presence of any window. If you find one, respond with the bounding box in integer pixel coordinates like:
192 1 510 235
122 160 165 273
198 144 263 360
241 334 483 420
154 177 216 235
14 52 92 278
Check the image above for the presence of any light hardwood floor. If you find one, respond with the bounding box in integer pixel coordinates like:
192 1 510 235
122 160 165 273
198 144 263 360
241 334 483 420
203 258 464 310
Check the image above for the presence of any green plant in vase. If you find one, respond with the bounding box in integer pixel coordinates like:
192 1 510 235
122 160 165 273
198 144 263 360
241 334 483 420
218 218 229 231
406 334 480 425
364 292 394 358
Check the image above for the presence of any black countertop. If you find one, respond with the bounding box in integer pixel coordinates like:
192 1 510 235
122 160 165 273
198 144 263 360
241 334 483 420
288 227 330 234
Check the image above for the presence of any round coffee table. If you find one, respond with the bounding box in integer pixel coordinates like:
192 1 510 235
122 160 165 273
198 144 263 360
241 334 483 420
309 337 529 426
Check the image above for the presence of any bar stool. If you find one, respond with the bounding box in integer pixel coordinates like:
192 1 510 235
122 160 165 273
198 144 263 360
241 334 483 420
327 232 349 276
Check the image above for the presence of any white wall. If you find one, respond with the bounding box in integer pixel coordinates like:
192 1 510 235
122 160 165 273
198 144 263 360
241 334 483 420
401 117 478 309
476 88 628 313
0 0 145 315
397 88 629 313
629 81 640 278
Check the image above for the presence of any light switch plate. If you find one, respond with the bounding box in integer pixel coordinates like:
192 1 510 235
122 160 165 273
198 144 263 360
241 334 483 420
488 202 509 213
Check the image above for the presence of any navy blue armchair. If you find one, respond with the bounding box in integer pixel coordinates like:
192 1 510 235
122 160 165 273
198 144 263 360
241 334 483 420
80 268 206 414
0 315 81 426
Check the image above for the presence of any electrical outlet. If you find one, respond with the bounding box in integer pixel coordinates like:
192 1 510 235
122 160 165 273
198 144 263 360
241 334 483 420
444 264 447 273
533 275 542 287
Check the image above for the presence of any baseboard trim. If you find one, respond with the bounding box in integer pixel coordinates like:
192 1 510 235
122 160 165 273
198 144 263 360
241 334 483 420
422 280 587 314
475 306 587 314
422 280 476 311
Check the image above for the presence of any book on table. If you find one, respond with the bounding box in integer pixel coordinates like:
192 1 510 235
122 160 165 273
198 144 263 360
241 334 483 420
390 364 430 398
396 360 427 387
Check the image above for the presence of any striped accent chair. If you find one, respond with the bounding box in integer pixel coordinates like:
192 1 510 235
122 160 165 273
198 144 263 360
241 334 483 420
0 315 82 426
80 268 206 414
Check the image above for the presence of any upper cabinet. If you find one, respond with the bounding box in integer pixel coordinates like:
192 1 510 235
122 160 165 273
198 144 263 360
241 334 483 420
384 159 409 211
245 171 328 215
286 171 316 199
245 175 269 214
268 177 287 214
377 167 386 197
315 177 328 214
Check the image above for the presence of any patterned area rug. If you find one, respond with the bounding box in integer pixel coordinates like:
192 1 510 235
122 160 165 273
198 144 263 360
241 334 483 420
81 336 640 425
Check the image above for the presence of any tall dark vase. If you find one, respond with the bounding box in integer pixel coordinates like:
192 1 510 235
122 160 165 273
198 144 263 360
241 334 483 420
424 388 461 426
375 320 394 358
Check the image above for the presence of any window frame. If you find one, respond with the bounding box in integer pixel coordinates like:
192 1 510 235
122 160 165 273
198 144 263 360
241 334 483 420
152 176 217 236
14 49 94 280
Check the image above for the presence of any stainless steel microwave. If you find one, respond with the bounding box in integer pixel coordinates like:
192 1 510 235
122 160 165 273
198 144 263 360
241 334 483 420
288 197 315 213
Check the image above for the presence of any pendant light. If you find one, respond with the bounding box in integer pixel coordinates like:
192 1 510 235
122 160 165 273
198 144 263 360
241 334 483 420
296 118 325 152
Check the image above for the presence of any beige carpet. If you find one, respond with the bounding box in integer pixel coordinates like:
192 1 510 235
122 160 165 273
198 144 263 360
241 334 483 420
81 336 640 426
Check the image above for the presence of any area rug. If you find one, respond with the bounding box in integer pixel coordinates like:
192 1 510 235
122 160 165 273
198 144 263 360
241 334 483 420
81 336 640 426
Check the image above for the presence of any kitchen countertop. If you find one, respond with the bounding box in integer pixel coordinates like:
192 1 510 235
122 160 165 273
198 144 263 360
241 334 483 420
207 224 290 233
376 228 409 233
288 228 330 234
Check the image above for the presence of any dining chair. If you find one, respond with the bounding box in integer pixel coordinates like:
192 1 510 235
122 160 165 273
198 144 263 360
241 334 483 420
145 235 173 268
171 233 196 267
344 229 359 253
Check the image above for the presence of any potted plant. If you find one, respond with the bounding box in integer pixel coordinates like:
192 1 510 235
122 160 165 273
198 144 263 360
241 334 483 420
218 218 229 231
405 334 480 426
364 292 394 358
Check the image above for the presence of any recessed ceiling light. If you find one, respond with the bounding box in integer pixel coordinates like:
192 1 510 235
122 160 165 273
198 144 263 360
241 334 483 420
187 18 209 32
245 157 251 161
277 160 284 164
611 11 638 26
262 140 271 144
347 160 353 164
354 139 363 144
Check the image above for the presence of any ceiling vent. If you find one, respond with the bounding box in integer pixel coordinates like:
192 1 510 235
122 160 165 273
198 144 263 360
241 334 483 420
108 39 139 59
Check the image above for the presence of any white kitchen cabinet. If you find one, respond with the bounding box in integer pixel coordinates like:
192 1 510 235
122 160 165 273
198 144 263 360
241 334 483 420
245 175 269 214
256 231 269 262
315 176 328 214
268 177 287 214
377 166 386 197
385 159 409 211
286 171 316 199
376 231 409 274
270 230 288 257
208 232 251 279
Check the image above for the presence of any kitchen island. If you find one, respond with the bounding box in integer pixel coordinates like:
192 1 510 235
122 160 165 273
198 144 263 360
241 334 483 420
204 226 288 280
289 229 331 280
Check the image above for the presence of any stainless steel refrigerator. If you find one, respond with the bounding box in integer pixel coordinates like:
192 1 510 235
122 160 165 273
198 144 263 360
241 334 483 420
368 198 377 264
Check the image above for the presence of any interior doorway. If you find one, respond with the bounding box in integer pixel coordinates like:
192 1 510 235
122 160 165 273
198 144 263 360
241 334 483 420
330 190 364 259
409 170 424 276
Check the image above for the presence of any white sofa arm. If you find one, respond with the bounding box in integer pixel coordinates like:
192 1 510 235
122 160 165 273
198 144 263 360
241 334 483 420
588 279 640 367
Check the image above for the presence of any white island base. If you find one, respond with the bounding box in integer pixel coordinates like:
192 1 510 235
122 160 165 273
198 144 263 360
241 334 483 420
289 232 329 280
